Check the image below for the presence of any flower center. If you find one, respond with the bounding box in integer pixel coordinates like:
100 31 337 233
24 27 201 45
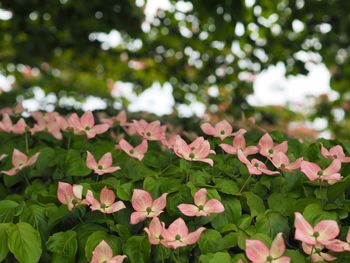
146 131 151 137
268 149 274 154
72 199 78 206
333 154 337 159
146 207 152 214
85 126 90 131
189 152 195 159
175 234 181 241
254 163 259 168
220 130 225 135
98 165 103 170
198 205 204 211
266 255 273 262
129 149 134 154
100 203 107 209
317 171 323 176
313 231 320 238
280 163 286 168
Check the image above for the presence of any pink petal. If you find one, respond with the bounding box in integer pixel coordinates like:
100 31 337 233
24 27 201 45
193 188 207 206
105 201 126 214
73 185 84 199
286 157 303 171
270 233 286 258
100 187 116 206
144 217 164 244
92 124 109 135
1 168 18 176
258 133 274 157
245 239 270 262
243 146 259 156
322 173 342 185
119 139 133 153
183 227 206 245
86 151 98 170
294 212 315 245
98 152 113 168
110 255 127 263
321 144 331 159
330 145 346 158
219 143 236 155
323 159 341 176
152 193 168 212
131 189 153 211
12 149 28 168
196 158 214 166
300 161 320 181
177 204 199 217
86 190 101 210
81 111 95 128
233 135 246 150
135 139 148 155
346 228 350 243
314 220 339 243
167 218 189 237
323 239 349 252
130 211 148 224
103 166 120 174
203 199 225 215
57 182 74 206
91 240 113 263
200 123 215 136
272 152 290 168
274 256 291 263
68 113 83 130
26 152 40 166
274 141 288 154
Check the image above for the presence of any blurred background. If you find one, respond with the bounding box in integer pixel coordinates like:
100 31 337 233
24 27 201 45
0 0 349 139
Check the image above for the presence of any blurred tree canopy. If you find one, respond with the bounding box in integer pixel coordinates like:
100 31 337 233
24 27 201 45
0 0 349 133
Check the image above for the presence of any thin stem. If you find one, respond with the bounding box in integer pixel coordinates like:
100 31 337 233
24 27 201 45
239 173 253 193
22 171 30 186
160 247 164 263
24 131 29 154
67 133 72 150
80 136 87 153
76 208 84 224
186 162 192 183
310 245 315 262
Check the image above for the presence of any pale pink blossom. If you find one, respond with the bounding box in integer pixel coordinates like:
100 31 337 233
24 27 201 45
130 189 168 224
161 134 178 150
323 228 350 252
302 242 336 262
219 132 258 156
30 112 63 140
271 152 303 171
100 111 128 127
91 240 127 263
238 151 279 175
258 133 288 158
321 144 350 163
0 114 26 134
86 151 120 175
161 218 205 249
177 188 224 217
144 217 166 245
294 212 339 246
1 149 40 176
173 136 215 166
118 139 148 161
245 233 290 263
57 182 87 211
300 160 342 185
68 111 109 138
133 120 166 141
86 187 125 214
200 120 236 141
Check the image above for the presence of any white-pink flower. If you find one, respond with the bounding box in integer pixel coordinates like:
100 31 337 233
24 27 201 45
300 160 342 185
200 120 236 141
1 149 40 176
86 187 125 214
86 151 120 175
91 240 127 263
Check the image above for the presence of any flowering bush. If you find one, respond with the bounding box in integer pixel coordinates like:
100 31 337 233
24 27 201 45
1 110 350 262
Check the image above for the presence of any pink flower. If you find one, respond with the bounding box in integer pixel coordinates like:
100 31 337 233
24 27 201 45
173 136 215 166
118 139 148 161
133 120 166 141
271 152 303 171
55 115 70 131
144 217 166 245
300 160 342 185
0 114 26 134
1 149 40 176
68 111 109 138
301 243 336 262
177 188 224 217
238 151 279 175
57 182 87 211
30 112 63 140
323 228 350 252
130 189 168 224
200 120 236 141
86 187 125 214
162 218 205 249
219 132 259 156
100 111 128 127
161 134 178 150
294 212 339 246
258 133 288 158
321 144 350 163
86 151 120 175
245 233 290 263
91 240 127 263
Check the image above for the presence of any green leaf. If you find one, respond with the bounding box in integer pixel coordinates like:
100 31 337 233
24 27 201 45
0 223 9 262
215 178 239 195
245 192 265 217
256 211 290 239
124 236 151 263
85 231 122 261
66 150 91 176
284 249 306 262
116 182 133 201
19 204 48 241
198 229 222 253
199 252 232 263
303 203 338 224
7 222 42 263
268 193 296 216
46 231 77 263
211 197 241 230
0 200 19 222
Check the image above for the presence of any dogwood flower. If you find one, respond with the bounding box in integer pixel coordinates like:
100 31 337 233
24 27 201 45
1 149 40 176
173 136 215 166
30 112 63 140
144 217 166 245
294 212 339 246
57 182 87 211
321 144 350 163
238 151 279 175
258 133 288 158
300 159 342 185
68 111 109 138
118 139 148 161
200 120 236 141
133 120 166 141
245 233 291 263
323 227 350 252
271 152 303 171
302 242 336 262
177 188 224 217
219 132 258 156
130 189 168 224
86 151 120 175
162 218 205 249
91 240 127 263
99 111 128 127
0 114 26 134
86 187 125 214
